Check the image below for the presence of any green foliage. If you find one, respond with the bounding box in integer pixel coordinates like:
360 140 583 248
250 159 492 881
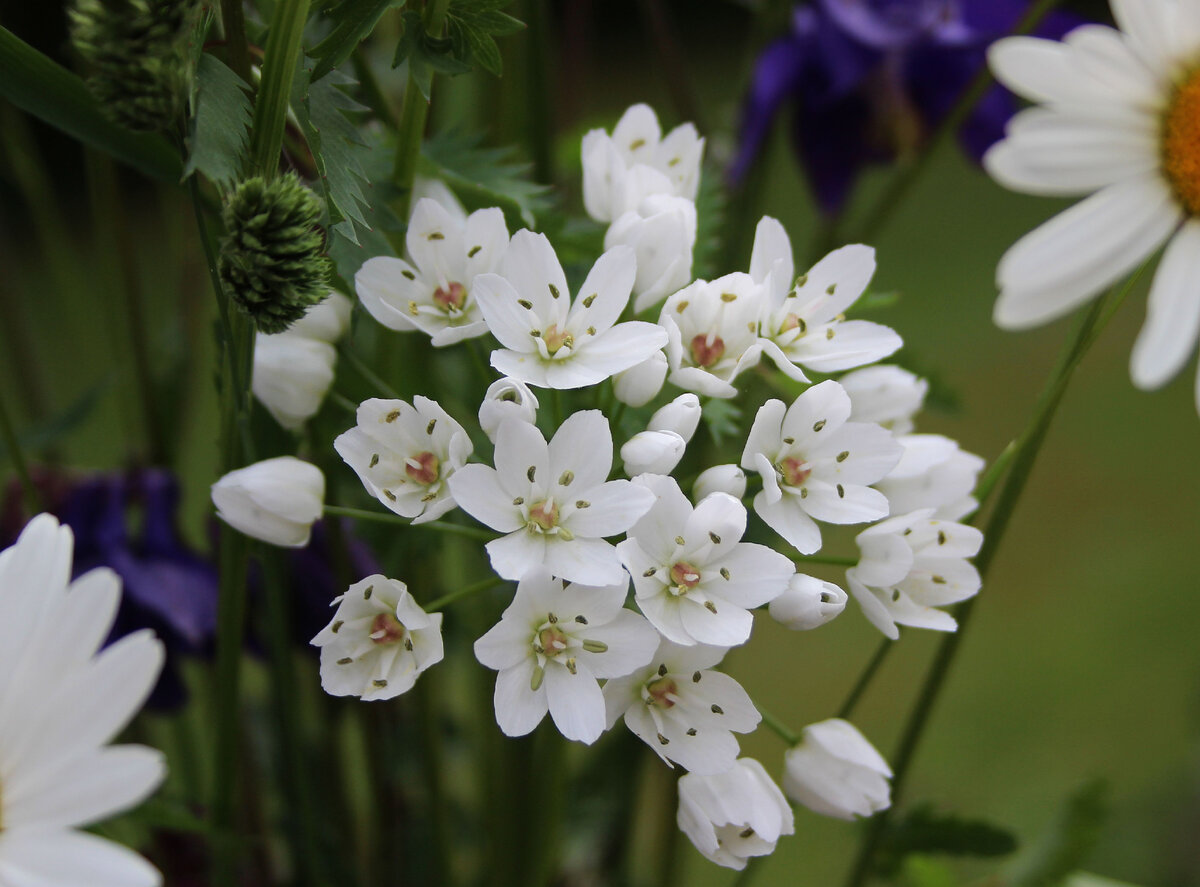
693 163 728 279
702 398 742 446
898 855 960 887
183 54 252 189
392 9 471 101
326 128 402 284
419 129 551 229
310 0 405 82
69 0 199 133
11 376 115 455
293 66 374 245
1007 780 1109 887
445 0 524 77
876 804 1019 877
0 26 180 180
218 174 333 334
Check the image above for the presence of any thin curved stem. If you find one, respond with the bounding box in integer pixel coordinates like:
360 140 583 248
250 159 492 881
758 705 801 746
836 638 893 720
424 575 508 611
323 504 498 541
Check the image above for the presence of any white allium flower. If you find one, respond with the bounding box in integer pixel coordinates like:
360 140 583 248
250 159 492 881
649 392 702 442
335 397 472 524
877 434 986 521
693 464 747 501
749 217 901 381
841 365 929 436
621 430 687 477
605 194 697 313
311 575 444 701
613 350 669 407
478 376 539 443
741 381 903 555
986 6 1200 412
847 509 983 640
474 568 659 744
473 232 668 389
211 456 324 547
617 475 794 647
603 640 760 774
252 292 352 430
677 758 794 870
0 515 165 886
768 573 848 631
783 718 892 820
355 198 509 346
448 411 656 584
582 103 704 223
661 273 767 398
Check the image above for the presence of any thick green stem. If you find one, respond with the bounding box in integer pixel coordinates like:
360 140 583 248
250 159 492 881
220 0 252 84
794 553 858 568
250 0 312 179
841 286 1120 887
392 0 452 212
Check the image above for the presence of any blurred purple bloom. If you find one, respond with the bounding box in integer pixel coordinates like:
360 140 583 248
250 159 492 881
732 0 1084 215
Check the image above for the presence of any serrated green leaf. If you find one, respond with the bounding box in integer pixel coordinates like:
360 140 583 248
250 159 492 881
877 804 1018 876
310 0 404 82
693 163 727 279
293 66 374 244
462 22 502 76
445 0 523 77
418 129 551 229
1008 780 1109 887
392 9 471 101
472 8 523 34
0 26 180 181
702 398 742 446
326 127 401 282
183 54 252 189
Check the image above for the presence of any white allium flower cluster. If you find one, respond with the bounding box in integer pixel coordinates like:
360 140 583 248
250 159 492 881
199 102 995 873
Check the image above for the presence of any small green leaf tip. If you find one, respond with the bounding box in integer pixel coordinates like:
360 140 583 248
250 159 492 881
69 0 199 133
218 174 333 334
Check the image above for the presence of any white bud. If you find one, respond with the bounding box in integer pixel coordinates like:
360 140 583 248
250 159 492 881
840 365 927 435
648 392 701 442
212 457 324 548
613 350 668 407
693 464 747 500
478 377 539 443
768 574 847 630
605 194 697 313
783 719 892 821
252 334 337 431
677 758 794 870
621 430 686 477
287 291 353 343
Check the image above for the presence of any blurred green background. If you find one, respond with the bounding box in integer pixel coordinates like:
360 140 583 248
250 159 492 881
2 1 1199 885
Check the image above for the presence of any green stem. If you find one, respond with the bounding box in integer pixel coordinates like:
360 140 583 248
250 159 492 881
758 705 801 745
0 388 40 513
249 0 312 179
848 0 1064 244
339 342 400 398
836 638 892 720
794 553 858 568
424 575 507 611
521 0 554 184
322 505 498 541
841 284 1122 887
392 0 452 211
220 0 253 84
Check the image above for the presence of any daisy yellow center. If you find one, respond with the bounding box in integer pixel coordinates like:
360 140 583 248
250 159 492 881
405 451 440 485
1163 68 1200 215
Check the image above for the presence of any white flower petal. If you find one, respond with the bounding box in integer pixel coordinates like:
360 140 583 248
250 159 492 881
544 660 606 744
1131 221 1200 389
493 658 549 737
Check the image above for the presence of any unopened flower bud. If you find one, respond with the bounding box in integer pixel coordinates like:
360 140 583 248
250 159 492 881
841 365 927 435
783 719 891 820
287 291 353 343
479 378 539 442
613 351 668 407
252 334 336 431
621 430 686 476
677 758 794 870
768 574 847 630
211 456 324 547
219 174 332 334
649 393 701 442
605 194 697 313
693 464 747 500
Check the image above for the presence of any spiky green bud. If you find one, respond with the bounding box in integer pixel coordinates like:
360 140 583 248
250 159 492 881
219 175 333 335
69 0 198 133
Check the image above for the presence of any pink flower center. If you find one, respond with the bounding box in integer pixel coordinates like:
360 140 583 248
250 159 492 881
405 451 440 485
669 561 701 590
781 457 810 487
433 282 467 312
537 625 569 658
528 499 559 531
690 334 725 368
370 613 406 646
646 676 678 708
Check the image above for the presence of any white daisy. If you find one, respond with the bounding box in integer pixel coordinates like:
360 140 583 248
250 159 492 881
986 3 1200 411
0 515 165 887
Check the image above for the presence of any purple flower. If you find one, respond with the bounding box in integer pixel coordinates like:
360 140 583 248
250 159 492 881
731 0 1084 215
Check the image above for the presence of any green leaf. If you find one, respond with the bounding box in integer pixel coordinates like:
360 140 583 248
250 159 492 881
692 162 727 280
418 129 551 229
293 66 373 244
183 54 253 189
1008 780 1109 887
898 855 960 887
13 376 114 454
876 804 1019 876
310 0 404 82
702 398 742 446
1063 874 1144 887
391 9 471 101
327 128 402 282
445 0 524 77
0 26 180 181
